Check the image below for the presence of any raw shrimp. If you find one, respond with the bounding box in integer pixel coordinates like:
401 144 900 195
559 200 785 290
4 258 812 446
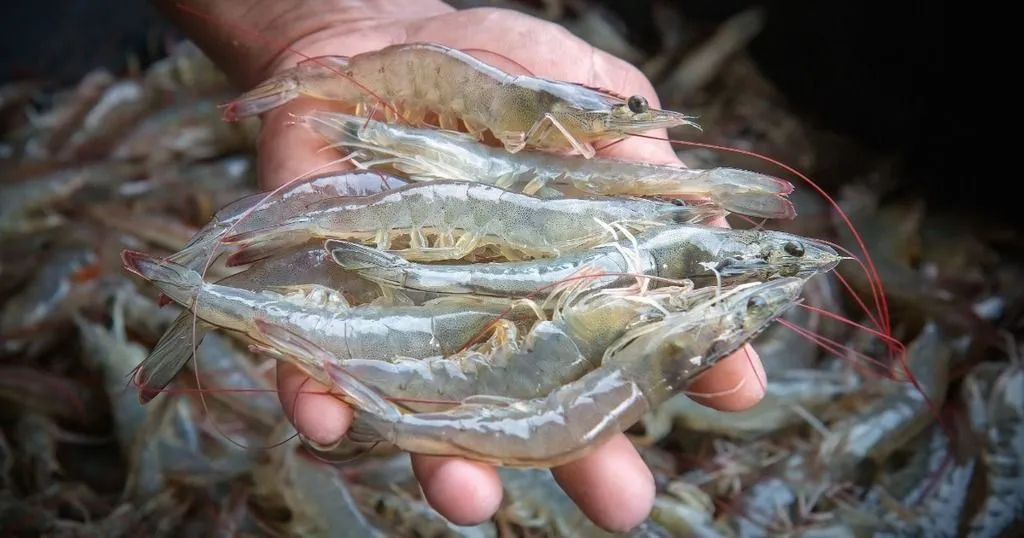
225 42 696 157
1 246 100 355
303 110 796 219
816 322 955 476
16 69 114 158
963 359 1024 537
222 179 723 265
121 250 539 370
250 439 389 537
298 284 720 409
256 277 804 467
110 96 258 168
167 170 409 271
719 323 957 536
349 482 497 538
327 223 841 298
0 162 143 239
642 364 861 441
73 309 164 498
143 40 230 95
649 480 725 537
498 467 670 537
134 239 411 403
856 424 976 538
59 78 154 161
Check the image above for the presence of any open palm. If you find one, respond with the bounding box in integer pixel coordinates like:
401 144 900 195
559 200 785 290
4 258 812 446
227 2 769 532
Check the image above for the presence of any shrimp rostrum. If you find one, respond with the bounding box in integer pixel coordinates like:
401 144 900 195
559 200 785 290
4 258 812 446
253 277 805 468
224 43 696 158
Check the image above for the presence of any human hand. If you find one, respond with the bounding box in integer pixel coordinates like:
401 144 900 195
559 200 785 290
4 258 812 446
164 0 768 531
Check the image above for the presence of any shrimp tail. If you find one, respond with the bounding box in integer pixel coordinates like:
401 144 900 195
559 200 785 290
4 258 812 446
135 311 209 404
164 244 208 271
669 203 730 224
250 318 400 444
708 168 795 195
120 250 203 307
302 110 365 143
222 55 351 120
710 191 798 220
326 239 410 285
222 73 300 120
222 220 312 267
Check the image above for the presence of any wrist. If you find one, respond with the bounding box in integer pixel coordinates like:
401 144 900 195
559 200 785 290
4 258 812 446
154 0 451 88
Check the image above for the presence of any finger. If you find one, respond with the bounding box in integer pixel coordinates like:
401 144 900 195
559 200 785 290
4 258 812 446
257 98 355 190
686 343 767 411
411 454 503 526
551 434 655 532
276 361 352 446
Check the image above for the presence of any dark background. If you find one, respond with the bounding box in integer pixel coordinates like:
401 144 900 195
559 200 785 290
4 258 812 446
0 1 962 215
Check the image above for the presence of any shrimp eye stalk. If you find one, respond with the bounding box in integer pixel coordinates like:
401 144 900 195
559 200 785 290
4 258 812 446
627 95 648 114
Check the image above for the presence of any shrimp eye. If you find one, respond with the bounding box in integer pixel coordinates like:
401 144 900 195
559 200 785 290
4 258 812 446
670 198 685 206
747 296 767 310
627 95 649 114
784 241 805 257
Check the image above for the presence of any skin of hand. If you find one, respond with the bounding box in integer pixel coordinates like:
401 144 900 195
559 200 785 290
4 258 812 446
158 0 769 532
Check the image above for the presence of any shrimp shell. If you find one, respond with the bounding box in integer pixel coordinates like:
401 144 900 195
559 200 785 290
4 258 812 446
225 43 697 157
302 110 796 219
327 224 841 299
222 179 721 265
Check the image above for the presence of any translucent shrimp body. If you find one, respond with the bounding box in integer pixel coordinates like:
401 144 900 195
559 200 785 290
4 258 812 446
302 111 796 220
223 179 722 265
121 251 537 368
310 285 716 408
225 43 697 157
328 224 841 299
169 170 409 271
257 278 804 467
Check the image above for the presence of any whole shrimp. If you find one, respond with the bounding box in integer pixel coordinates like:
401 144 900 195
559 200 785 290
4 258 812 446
327 223 841 298
303 110 796 219
253 277 804 467
853 424 976 538
720 323 957 537
121 250 539 369
224 42 696 157
221 179 723 265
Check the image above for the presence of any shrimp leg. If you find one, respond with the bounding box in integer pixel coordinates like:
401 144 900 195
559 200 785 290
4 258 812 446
398 231 484 262
500 113 596 159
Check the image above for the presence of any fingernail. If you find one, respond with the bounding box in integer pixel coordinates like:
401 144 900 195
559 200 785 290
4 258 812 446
299 433 343 453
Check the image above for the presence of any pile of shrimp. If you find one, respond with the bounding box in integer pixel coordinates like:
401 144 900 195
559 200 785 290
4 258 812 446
1 6 1020 537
